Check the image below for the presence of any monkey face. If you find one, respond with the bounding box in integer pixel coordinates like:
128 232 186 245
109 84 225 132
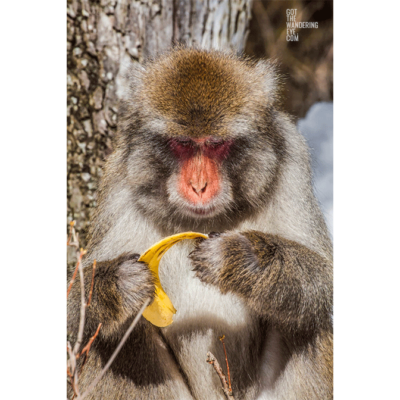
119 49 286 230
165 137 234 218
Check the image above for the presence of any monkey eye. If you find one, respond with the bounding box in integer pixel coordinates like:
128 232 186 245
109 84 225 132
205 138 224 148
176 138 193 147
168 138 195 159
168 137 194 149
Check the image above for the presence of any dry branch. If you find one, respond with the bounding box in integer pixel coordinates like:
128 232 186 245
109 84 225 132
219 335 232 393
78 323 102 360
67 341 75 385
87 260 97 306
67 249 86 298
67 220 80 247
67 219 150 398
67 220 75 246
78 323 102 374
67 221 89 397
206 352 235 400
72 250 87 356
77 298 151 400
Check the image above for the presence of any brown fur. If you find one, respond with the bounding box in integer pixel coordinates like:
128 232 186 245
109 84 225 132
190 231 333 343
67 48 333 399
140 50 276 138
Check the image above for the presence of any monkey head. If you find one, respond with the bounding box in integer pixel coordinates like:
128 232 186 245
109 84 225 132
118 49 286 231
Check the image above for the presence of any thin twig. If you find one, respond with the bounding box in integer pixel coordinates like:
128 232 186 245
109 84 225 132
78 323 102 359
67 257 80 299
67 221 85 398
219 335 232 392
73 249 87 355
73 366 80 397
67 342 76 382
67 221 80 251
68 341 80 398
77 298 151 400
67 220 76 246
78 323 102 374
67 362 76 394
206 352 235 400
86 260 97 306
67 249 86 299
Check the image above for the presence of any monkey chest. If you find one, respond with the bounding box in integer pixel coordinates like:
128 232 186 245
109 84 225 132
158 243 262 399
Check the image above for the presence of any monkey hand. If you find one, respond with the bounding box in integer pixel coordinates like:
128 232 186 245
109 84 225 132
68 252 155 340
189 231 257 295
190 231 332 339
112 253 156 313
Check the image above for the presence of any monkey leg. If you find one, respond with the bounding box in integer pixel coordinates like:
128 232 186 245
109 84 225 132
69 319 194 400
257 327 333 399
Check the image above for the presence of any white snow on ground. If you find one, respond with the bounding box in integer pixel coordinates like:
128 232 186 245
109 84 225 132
297 102 333 237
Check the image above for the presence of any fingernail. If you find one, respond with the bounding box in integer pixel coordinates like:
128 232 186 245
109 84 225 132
208 232 220 238
129 253 141 262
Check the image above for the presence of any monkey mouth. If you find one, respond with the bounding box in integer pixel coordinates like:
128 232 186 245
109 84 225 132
191 207 215 216
183 203 218 218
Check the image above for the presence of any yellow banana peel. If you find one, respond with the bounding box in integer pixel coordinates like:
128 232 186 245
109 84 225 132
138 232 208 327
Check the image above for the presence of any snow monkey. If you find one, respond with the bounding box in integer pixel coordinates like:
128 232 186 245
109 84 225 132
67 48 333 400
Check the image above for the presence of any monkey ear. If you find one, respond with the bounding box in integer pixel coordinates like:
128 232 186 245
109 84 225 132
252 59 280 103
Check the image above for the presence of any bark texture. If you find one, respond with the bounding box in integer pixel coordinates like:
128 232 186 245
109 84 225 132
67 0 253 247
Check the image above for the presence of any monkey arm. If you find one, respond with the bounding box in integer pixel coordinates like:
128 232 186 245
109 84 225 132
67 253 155 341
190 231 332 340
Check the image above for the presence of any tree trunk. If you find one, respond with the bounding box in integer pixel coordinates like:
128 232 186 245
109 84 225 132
67 0 253 246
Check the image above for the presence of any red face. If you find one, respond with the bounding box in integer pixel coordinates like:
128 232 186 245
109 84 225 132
169 137 232 207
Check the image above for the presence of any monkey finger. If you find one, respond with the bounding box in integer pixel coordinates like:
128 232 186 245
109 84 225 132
193 237 206 247
208 231 221 238
126 253 141 263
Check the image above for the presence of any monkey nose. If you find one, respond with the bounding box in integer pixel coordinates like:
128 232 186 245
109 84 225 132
190 180 207 197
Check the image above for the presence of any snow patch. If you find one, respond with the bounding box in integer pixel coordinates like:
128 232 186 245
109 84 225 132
297 102 333 236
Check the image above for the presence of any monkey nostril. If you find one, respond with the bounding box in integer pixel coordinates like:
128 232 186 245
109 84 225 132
191 182 207 196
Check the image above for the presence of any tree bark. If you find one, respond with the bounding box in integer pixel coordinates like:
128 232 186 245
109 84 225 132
67 0 253 246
